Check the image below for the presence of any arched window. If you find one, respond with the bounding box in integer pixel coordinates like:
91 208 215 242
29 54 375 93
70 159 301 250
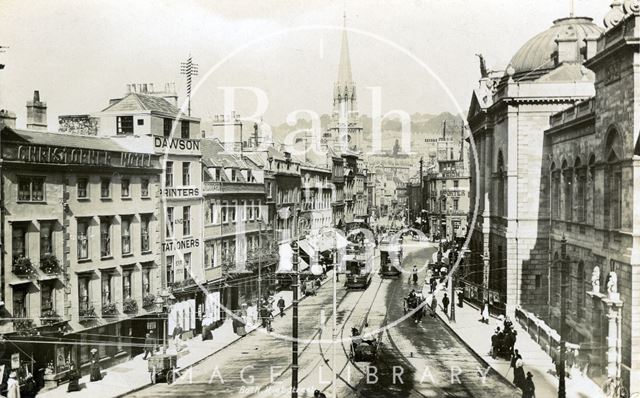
605 128 623 229
577 261 585 319
553 252 560 305
497 151 506 217
575 157 586 223
562 159 573 221
551 162 560 219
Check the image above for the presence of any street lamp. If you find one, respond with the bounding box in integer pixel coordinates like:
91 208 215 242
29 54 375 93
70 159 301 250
257 219 264 311
277 206 301 398
155 289 174 354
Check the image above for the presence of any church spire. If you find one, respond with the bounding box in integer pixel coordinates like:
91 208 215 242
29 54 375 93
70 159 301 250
337 12 353 85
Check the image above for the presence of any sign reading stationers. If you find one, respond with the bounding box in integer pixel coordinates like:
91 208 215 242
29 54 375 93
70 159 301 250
1 142 159 169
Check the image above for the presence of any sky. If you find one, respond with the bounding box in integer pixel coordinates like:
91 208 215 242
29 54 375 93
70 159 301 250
0 0 608 129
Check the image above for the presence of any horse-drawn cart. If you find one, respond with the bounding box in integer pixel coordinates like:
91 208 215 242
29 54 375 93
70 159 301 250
148 353 178 384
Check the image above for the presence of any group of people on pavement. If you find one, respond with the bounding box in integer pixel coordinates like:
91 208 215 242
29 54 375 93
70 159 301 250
490 316 518 359
486 315 535 397
66 348 103 393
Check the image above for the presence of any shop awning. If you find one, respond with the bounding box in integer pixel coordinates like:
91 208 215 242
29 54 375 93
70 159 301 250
298 239 315 257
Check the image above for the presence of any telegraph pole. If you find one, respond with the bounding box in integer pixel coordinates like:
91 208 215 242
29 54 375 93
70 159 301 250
180 54 198 116
558 235 568 398
450 248 457 322
291 217 300 398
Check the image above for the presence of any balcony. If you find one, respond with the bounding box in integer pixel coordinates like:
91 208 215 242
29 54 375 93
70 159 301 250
204 181 265 195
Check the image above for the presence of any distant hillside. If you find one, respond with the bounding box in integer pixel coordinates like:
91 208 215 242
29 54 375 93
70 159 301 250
271 111 462 150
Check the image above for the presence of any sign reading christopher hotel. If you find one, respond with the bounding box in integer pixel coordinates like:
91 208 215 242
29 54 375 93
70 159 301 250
1 142 158 168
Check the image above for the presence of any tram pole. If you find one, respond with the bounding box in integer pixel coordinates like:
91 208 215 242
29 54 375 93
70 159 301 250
291 237 299 398
332 249 337 398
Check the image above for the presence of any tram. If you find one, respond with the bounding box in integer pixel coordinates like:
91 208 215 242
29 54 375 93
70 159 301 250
379 235 403 277
345 241 374 289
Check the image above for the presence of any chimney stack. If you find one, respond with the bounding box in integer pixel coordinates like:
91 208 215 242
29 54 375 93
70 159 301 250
26 90 47 131
0 109 17 129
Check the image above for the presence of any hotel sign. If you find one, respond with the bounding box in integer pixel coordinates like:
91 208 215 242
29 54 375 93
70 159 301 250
1 143 156 168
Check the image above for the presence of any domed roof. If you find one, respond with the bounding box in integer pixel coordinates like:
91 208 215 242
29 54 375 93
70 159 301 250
509 17 603 75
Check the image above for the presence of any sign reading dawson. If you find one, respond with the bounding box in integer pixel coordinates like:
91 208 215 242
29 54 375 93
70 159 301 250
2 143 157 168
154 137 200 154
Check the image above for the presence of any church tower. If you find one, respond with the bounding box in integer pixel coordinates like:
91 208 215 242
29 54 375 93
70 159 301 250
324 14 363 154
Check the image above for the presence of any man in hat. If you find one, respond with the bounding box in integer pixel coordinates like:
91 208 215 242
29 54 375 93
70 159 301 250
442 293 450 315
522 372 535 398
7 371 20 398
277 296 285 318
143 333 154 360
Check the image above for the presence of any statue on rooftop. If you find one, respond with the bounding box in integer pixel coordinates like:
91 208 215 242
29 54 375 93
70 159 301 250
592 265 600 293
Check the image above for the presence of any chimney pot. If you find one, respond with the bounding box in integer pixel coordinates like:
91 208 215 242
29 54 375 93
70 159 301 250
33 90 40 102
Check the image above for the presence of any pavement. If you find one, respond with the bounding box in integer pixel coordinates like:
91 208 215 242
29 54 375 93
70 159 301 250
38 290 295 398
423 243 606 398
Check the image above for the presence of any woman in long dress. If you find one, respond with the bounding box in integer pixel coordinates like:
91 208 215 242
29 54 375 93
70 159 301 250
481 302 490 324
7 371 20 398
89 349 102 382
67 361 80 392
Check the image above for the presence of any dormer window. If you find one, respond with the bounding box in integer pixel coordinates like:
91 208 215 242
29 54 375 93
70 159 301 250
117 116 134 135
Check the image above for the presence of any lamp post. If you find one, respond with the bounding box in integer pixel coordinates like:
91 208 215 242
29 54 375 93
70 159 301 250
558 236 568 398
258 219 263 311
155 289 173 354
277 206 300 398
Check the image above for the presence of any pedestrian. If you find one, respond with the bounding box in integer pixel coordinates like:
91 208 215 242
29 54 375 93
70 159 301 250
511 349 525 388
67 361 80 392
442 293 450 314
277 296 285 317
457 290 463 308
90 348 102 382
411 265 418 285
490 327 500 358
143 333 154 360
504 315 513 333
430 295 437 317
7 371 20 398
522 372 535 398
481 301 490 324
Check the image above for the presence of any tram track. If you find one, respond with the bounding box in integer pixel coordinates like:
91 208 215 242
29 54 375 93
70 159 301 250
246 273 373 396
314 241 478 398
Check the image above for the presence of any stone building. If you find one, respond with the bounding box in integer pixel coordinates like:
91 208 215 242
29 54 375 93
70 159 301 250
541 6 640 393
468 3 640 393
466 16 602 316
423 156 470 242
200 139 273 314
0 92 163 384
92 85 204 338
